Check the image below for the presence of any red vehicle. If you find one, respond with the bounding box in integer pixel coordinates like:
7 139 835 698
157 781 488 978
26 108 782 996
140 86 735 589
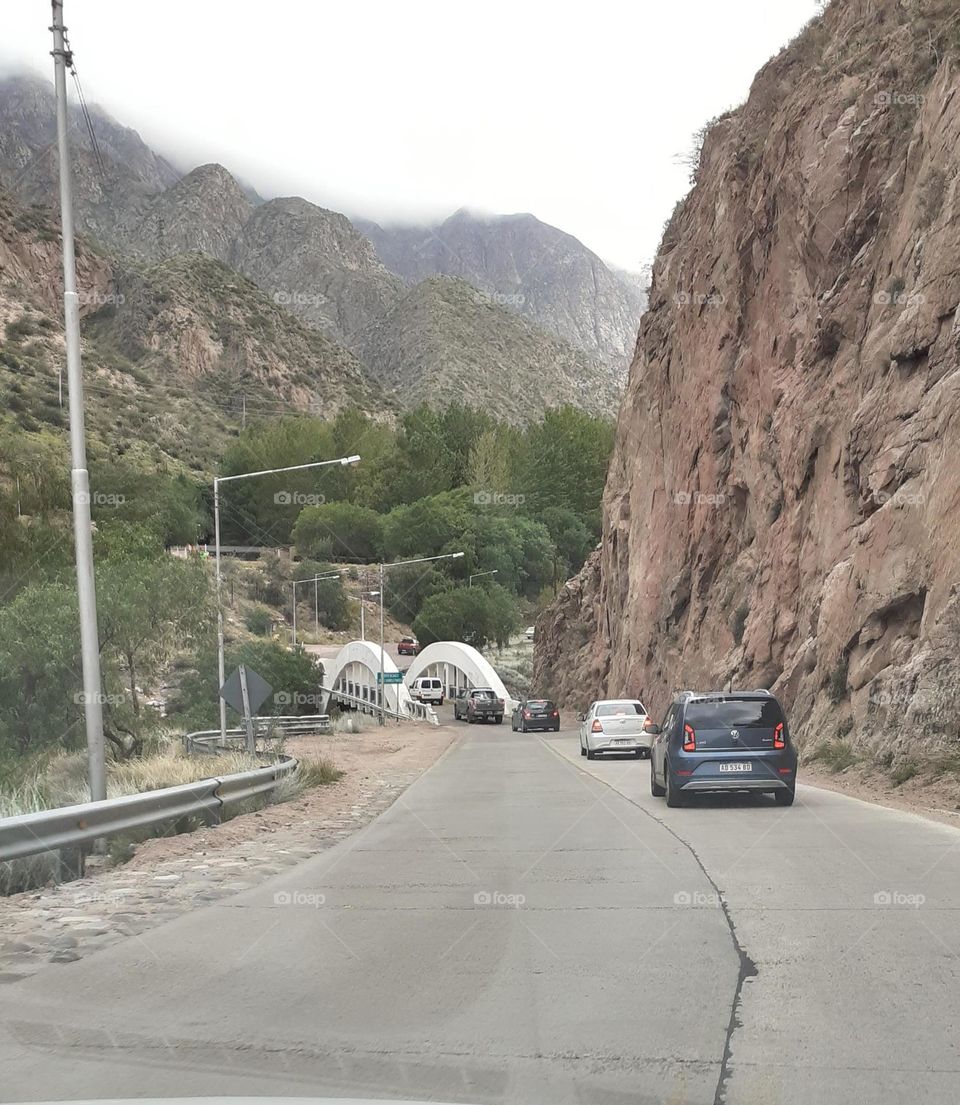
397 636 420 656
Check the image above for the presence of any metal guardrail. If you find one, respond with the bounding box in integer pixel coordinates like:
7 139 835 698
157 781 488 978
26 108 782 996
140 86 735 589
0 744 298 868
184 714 330 753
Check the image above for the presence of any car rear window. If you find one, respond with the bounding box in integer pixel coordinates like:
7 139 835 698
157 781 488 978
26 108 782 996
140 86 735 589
596 702 645 716
527 700 552 708
472 690 496 699
686 698 785 728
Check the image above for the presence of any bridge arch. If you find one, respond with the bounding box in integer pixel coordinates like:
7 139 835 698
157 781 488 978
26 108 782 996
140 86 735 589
321 639 416 716
402 641 517 710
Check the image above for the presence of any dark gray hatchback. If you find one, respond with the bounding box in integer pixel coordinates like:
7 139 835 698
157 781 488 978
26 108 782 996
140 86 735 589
648 691 798 807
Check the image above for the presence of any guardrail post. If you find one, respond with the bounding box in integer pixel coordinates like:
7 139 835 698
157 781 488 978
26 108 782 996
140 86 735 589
57 844 85 882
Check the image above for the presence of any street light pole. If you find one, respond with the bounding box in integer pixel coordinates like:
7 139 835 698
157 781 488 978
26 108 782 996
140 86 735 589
292 571 345 648
376 551 465 725
51 0 106 801
291 580 297 647
213 477 227 741
379 562 385 725
469 569 499 587
212 455 360 739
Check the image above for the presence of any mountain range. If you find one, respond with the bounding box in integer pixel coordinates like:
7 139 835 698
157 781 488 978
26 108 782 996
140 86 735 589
0 73 644 439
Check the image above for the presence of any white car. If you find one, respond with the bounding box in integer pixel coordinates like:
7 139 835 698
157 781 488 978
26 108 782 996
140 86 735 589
410 676 444 705
579 699 653 759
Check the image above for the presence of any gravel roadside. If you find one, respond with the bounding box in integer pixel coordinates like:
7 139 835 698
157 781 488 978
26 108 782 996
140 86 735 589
0 721 456 984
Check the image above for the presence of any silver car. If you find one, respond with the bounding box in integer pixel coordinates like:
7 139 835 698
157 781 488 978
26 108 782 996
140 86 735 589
579 699 653 759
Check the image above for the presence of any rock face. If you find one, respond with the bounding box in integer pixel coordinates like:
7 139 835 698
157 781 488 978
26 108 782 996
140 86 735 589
357 208 645 372
231 197 404 349
0 187 387 466
115 163 254 264
535 0 960 763
0 74 180 249
355 276 619 422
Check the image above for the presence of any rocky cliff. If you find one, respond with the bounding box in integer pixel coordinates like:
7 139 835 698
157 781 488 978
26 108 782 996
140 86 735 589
535 0 960 767
359 208 645 373
355 276 618 422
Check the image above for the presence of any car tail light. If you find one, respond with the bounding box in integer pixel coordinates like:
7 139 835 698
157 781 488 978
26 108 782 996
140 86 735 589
778 767 793 775
551 710 559 717
643 717 656 731
683 724 696 752
773 722 785 750
523 710 531 719
591 719 604 733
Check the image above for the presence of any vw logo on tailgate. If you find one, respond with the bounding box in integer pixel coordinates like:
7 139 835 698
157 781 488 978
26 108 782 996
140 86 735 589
730 729 740 741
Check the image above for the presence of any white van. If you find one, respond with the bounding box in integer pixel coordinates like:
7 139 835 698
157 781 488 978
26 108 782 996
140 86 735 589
410 676 444 705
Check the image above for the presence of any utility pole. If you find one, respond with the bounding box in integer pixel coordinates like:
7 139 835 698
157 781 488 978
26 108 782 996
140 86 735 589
379 563 385 726
51 0 106 802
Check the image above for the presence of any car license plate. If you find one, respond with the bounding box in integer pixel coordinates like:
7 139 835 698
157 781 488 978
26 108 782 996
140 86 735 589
719 762 752 772
612 739 632 745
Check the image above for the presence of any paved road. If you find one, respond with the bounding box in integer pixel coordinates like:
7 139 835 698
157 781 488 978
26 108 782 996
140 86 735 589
2 723 960 1104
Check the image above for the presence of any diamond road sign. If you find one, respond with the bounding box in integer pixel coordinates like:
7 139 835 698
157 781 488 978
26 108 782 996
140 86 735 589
377 671 404 684
219 665 273 715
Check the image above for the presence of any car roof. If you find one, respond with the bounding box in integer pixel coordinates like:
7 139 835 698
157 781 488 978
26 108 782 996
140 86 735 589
675 690 775 703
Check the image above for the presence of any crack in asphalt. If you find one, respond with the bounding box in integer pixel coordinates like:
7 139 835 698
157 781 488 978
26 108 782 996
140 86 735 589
541 740 758 1105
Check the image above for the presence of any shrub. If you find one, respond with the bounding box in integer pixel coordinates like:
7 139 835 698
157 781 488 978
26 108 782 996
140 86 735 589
245 606 274 636
827 655 849 705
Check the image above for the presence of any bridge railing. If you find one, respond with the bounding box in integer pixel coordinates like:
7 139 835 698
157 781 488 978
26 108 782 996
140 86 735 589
322 684 438 726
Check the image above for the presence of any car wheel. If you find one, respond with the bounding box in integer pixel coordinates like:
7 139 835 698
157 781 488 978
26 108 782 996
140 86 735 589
586 747 597 760
665 764 685 808
553 723 560 731
496 715 503 725
650 760 666 797
774 788 795 807
580 742 587 757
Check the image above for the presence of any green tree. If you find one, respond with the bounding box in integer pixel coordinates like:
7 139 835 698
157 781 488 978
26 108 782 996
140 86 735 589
0 581 81 759
97 536 210 722
293 501 384 562
167 640 325 728
538 505 595 587
512 406 614 529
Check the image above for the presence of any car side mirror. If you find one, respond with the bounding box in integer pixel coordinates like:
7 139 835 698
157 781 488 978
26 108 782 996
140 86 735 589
577 712 585 722
645 723 661 735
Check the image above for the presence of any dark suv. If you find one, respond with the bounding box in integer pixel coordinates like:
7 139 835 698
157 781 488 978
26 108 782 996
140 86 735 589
648 690 797 808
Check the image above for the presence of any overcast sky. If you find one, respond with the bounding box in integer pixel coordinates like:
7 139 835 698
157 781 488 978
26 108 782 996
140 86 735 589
2 1 821 270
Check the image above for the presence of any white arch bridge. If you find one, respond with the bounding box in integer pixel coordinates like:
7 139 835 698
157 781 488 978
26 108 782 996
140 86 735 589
320 640 516 723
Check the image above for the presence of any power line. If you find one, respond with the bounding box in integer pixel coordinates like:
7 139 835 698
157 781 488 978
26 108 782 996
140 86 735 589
62 27 106 178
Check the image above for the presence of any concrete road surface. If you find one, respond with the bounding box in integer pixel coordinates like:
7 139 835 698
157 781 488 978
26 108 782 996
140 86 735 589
2 722 960 1105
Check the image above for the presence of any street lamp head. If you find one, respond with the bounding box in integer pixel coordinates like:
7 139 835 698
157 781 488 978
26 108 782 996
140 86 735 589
451 552 465 559
341 454 362 466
